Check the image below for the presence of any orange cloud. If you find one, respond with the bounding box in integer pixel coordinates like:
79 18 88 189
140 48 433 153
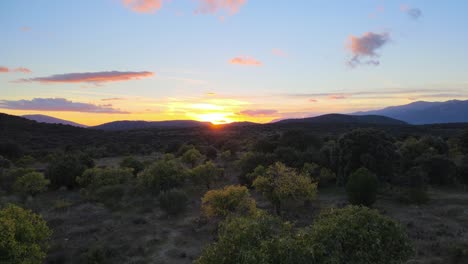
196 0 247 14
239 109 277 116
347 32 390 67
18 71 154 84
309 99 317 102
123 0 163 13
230 56 262 66
0 66 31 73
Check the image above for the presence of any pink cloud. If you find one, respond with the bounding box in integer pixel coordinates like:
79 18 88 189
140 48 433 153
309 99 317 102
328 94 348 100
123 0 163 13
20 26 31 32
272 48 287 57
230 56 262 66
196 0 247 14
18 71 154 84
346 32 390 67
239 109 277 116
0 66 31 73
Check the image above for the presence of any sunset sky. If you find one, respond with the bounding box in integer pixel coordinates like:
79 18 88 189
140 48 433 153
1 0 468 125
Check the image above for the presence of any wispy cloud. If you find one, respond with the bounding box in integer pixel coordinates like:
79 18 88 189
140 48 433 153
272 48 287 57
17 71 154 84
0 98 129 113
285 88 468 99
0 66 32 73
101 98 126 101
309 99 318 103
239 109 277 116
122 0 163 13
328 94 348 100
401 5 422 20
346 32 390 67
195 0 247 15
230 56 262 66
20 26 31 32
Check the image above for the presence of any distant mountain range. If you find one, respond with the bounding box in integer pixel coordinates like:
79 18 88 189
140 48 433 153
90 120 211 131
22 114 87 128
353 100 468 124
275 114 407 125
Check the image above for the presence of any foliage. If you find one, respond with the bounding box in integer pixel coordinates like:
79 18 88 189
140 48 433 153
0 156 12 169
158 189 188 215
0 168 35 193
346 167 378 206
46 154 94 189
245 165 267 187
336 129 396 185
92 184 126 208
219 150 232 163
137 159 187 195
15 155 35 168
13 172 50 196
0 204 52 264
77 167 132 193
202 146 218 160
253 162 317 214
279 130 322 152
274 146 302 168
190 161 223 189
457 155 468 185
306 206 413 264
420 154 457 185
319 167 336 186
119 156 144 176
195 212 291 264
201 185 256 218
238 152 274 186
181 148 205 168
0 142 23 160
461 129 468 154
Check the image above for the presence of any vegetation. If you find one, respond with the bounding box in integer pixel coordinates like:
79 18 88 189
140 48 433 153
13 171 50 196
201 185 256 218
190 161 223 189
137 158 187 195
182 148 205 168
253 162 317 214
346 167 379 206
0 204 52 263
159 189 189 215
119 156 144 176
46 154 94 189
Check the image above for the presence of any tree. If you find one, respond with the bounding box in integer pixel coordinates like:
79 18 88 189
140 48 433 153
461 129 468 154
305 206 413 264
0 204 52 263
420 155 457 185
238 151 274 186
13 172 50 196
137 159 187 195
119 156 144 176
182 148 205 168
190 161 223 189
0 168 35 193
46 154 93 189
346 167 378 206
0 155 12 169
201 185 256 218
77 168 132 193
15 155 35 168
245 165 267 187
337 129 396 185
253 162 317 214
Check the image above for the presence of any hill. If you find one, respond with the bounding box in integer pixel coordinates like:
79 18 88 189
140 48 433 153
275 114 407 125
353 100 468 124
91 120 210 131
22 114 87 127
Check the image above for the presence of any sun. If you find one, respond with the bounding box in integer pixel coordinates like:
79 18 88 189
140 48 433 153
193 113 235 125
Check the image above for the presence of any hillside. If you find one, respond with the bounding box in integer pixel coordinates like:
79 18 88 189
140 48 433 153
91 120 210 131
22 114 87 128
275 114 407 125
354 100 468 124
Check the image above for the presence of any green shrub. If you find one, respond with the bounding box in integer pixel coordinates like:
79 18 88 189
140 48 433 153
0 155 12 169
238 151 274 186
15 155 35 168
346 167 378 206
306 206 413 264
93 184 126 208
245 165 266 186
0 168 34 193
253 162 317 214
201 185 256 218
159 189 188 215
0 204 52 263
318 167 336 186
190 161 223 189
182 148 205 168
80 245 111 264
46 154 93 189
137 159 187 195
119 156 144 176
77 167 132 192
13 171 50 196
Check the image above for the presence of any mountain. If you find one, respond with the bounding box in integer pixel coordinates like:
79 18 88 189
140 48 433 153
353 100 468 124
91 120 210 131
22 114 87 127
275 114 407 125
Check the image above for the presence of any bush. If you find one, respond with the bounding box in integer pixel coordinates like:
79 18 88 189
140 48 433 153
318 167 336 186
159 189 188 215
0 168 35 193
15 155 35 168
245 165 266 187
0 155 12 169
0 204 52 263
190 161 223 189
13 171 50 196
77 168 132 192
137 159 187 195
181 148 205 168
119 156 144 176
238 152 274 186
92 184 126 208
46 154 93 189
346 167 378 206
201 185 256 218
253 162 317 214
420 155 457 185
306 206 413 264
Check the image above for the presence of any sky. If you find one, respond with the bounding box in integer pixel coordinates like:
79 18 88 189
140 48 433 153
1 0 468 125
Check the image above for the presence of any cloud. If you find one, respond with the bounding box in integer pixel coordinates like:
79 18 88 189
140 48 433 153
346 32 390 67
20 26 31 32
239 109 277 116
309 99 317 102
401 5 422 20
0 66 32 73
272 48 287 57
123 0 163 13
328 94 348 100
196 0 247 14
101 98 126 101
17 71 154 84
0 98 129 113
230 56 262 66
